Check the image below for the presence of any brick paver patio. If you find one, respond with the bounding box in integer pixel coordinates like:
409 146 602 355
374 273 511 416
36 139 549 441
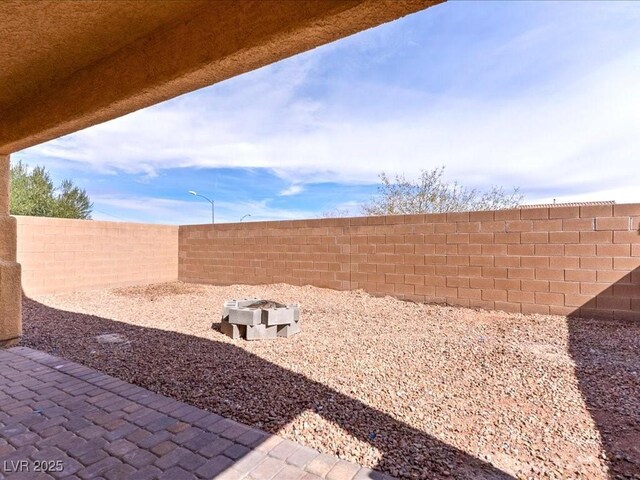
0 347 390 480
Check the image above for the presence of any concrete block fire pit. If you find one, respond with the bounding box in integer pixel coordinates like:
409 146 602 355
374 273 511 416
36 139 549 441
219 298 300 340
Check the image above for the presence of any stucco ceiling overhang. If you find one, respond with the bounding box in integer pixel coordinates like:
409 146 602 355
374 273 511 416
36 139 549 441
0 0 440 154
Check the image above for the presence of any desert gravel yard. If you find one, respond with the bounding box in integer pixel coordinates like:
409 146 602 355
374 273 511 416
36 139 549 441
21 282 640 479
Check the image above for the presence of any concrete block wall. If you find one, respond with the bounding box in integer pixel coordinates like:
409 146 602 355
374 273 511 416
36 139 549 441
179 204 640 320
17 216 179 295
179 218 351 290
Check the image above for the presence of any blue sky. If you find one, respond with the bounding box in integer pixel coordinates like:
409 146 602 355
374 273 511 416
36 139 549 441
16 1 640 224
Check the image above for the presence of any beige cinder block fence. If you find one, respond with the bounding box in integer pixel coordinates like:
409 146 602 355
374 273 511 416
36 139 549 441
179 204 640 320
17 216 178 295
14 203 640 320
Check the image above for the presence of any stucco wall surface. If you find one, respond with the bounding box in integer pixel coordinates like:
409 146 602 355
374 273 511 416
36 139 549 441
17 217 178 295
179 204 640 320
0 154 20 344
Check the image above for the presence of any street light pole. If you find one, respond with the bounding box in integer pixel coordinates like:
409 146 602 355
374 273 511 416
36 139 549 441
188 191 214 224
240 214 251 222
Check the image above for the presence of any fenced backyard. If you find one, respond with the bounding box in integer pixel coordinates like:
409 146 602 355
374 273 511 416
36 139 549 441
10 204 640 478
20 281 640 479
17 204 640 322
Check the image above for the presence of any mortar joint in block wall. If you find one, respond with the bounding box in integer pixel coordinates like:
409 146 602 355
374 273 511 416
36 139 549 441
217 298 301 340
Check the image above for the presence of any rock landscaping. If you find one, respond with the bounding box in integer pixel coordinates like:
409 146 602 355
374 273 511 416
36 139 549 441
21 282 640 479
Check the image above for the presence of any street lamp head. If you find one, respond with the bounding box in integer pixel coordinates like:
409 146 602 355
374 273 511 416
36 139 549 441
188 191 214 224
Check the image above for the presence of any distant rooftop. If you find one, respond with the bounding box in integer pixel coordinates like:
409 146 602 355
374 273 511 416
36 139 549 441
521 201 616 209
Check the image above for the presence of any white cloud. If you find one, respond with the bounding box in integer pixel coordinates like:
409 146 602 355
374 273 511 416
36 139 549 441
279 184 303 196
20 9 640 205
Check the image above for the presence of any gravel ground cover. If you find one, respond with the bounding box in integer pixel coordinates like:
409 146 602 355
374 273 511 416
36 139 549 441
21 282 640 479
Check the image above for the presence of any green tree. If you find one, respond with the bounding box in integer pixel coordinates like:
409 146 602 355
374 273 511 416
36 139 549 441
10 160 93 219
362 167 523 215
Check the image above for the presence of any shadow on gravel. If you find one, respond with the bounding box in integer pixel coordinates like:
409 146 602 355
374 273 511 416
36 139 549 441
568 267 640 479
21 297 513 480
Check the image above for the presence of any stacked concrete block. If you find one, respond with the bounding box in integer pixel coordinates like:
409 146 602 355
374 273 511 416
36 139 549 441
246 323 278 341
276 320 300 338
221 298 260 321
219 298 301 340
219 298 259 339
220 321 245 340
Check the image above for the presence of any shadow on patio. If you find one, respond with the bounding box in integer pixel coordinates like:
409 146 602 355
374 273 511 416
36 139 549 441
21 297 512 480
569 266 640 479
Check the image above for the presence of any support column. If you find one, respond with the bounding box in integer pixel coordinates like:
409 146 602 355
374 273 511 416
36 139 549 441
0 154 21 346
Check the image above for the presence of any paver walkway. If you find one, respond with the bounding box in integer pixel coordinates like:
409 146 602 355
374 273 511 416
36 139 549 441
0 347 390 480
